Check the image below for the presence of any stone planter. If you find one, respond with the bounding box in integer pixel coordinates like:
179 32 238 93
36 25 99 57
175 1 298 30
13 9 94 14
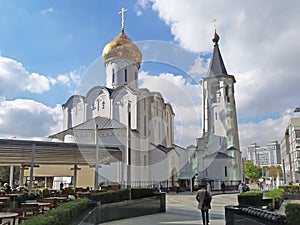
274 197 283 210
262 198 275 211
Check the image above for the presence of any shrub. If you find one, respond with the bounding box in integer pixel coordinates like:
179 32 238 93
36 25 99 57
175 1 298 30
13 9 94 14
238 190 263 206
46 198 90 225
131 188 156 199
19 198 90 225
88 188 156 204
279 185 300 194
265 188 284 209
89 189 129 204
285 203 300 225
20 215 57 225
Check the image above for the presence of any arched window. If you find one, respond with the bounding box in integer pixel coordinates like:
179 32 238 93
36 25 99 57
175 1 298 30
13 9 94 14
225 166 228 177
125 69 127 82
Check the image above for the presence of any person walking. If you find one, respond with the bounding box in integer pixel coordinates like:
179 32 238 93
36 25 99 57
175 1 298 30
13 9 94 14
196 184 212 225
238 182 244 193
221 181 226 193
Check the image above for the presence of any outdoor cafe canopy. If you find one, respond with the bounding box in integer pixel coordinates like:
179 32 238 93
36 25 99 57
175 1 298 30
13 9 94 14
0 139 122 165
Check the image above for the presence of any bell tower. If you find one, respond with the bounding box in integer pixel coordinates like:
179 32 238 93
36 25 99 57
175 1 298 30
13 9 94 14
200 29 241 181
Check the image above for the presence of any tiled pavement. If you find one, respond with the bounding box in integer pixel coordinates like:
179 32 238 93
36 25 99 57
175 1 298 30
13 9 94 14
101 192 239 225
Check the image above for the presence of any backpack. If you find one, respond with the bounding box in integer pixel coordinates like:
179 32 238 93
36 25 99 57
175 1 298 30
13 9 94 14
243 185 250 192
203 190 212 207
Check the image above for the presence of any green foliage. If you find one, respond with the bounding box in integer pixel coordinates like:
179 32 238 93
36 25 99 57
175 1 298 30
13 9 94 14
269 165 283 178
21 191 42 201
19 199 90 225
265 188 284 209
89 188 156 203
19 215 57 225
89 189 129 204
279 185 300 194
0 166 20 185
285 203 300 225
265 188 284 199
238 190 263 206
47 198 90 225
244 160 261 181
131 188 156 199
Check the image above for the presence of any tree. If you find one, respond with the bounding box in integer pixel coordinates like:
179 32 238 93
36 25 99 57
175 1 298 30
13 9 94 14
244 160 261 181
265 165 283 178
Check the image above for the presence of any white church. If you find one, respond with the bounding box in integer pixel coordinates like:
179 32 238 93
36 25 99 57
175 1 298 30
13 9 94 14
37 11 241 191
49 12 188 189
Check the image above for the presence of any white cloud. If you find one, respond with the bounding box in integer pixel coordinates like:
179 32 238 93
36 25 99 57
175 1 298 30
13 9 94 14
0 56 53 97
137 0 300 150
0 99 63 139
40 8 54 14
57 70 82 88
135 0 151 15
188 57 207 76
57 74 70 84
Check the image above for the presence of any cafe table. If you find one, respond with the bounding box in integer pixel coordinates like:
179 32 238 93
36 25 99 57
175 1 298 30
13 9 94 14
21 202 52 214
0 212 18 225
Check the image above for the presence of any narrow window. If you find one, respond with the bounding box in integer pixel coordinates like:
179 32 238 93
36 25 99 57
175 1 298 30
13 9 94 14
225 166 228 177
225 85 230 102
144 99 146 111
125 69 127 82
159 122 161 140
112 69 115 83
167 127 169 141
144 115 147 136
144 155 147 166
215 112 218 120
97 99 100 111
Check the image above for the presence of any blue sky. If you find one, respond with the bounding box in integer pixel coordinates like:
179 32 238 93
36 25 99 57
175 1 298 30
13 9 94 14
0 0 300 155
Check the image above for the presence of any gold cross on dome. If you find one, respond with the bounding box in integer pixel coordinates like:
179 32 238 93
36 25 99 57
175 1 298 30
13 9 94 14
212 18 217 31
118 7 128 31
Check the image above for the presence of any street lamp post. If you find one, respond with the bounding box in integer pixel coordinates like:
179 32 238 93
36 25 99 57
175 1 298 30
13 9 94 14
94 124 99 191
127 101 131 199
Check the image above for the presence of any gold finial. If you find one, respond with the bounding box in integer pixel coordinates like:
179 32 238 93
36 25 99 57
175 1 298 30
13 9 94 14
118 7 128 32
212 18 219 44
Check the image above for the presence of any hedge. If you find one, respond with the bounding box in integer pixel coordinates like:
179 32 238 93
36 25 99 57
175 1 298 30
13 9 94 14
88 188 156 203
285 203 300 225
238 190 263 206
21 198 90 225
131 188 156 199
89 189 129 204
18 215 57 225
279 185 300 194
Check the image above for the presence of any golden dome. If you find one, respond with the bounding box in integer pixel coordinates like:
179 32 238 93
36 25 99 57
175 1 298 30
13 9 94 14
212 30 220 44
102 30 142 67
